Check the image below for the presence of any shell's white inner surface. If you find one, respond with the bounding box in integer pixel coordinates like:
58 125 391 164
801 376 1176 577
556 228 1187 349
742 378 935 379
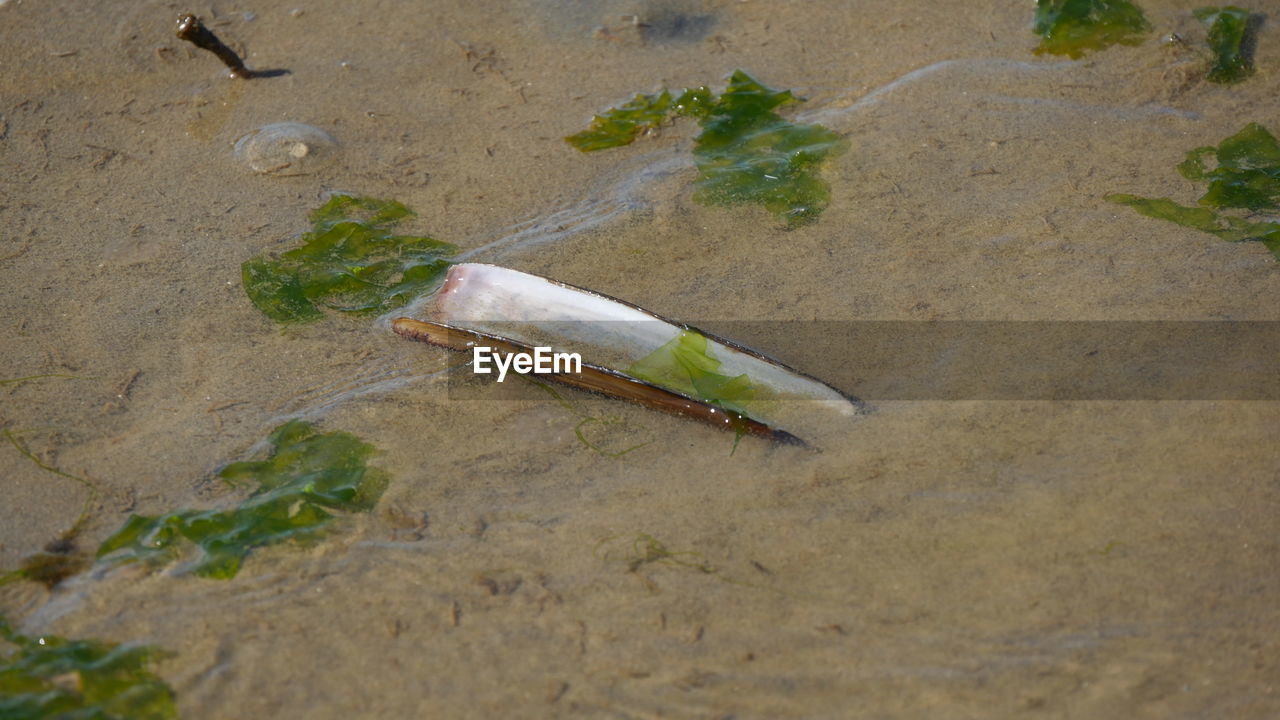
430 263 857 419
433 262 676 354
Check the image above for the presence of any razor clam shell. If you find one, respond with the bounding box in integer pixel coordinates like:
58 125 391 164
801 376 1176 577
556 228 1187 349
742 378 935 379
425 264 860 423
392 317 804 446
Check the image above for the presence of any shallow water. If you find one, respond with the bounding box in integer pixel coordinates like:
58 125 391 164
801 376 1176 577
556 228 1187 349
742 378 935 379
2 0 1279 717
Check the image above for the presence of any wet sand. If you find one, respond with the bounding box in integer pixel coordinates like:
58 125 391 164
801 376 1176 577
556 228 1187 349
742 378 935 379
2 0 1278 717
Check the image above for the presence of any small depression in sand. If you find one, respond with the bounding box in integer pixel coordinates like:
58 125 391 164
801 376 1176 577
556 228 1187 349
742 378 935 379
233 121 337 176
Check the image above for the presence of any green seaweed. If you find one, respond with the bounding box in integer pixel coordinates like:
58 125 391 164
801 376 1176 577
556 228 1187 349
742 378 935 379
565 90 674 151
1194 6 1254 84
1105 194 1280 256
620 534 715 575
1091 540 1126 556
627 330 756 416
0 616 177 720
1 551 90 589
242 195 456 324
96 420 388 579
2 428 99 586
1032 0 1151 58
524 378 653 457
594 533 715 593
4 429 99 502
672 86 715 119
1107 123 1280 259
690 72 846 227
566 72 846 226
1177 123 1280 212
0 374 83 386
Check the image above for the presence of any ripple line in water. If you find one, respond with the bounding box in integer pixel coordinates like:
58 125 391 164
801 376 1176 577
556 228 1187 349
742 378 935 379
793 57 1140 129
457 154 688 262
271 363 448 425
980 93 1199 120
459 59 1145 264
273 363 415 413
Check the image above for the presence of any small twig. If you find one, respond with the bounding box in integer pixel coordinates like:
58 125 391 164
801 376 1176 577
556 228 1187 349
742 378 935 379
175 14 288 79
176 14 253 77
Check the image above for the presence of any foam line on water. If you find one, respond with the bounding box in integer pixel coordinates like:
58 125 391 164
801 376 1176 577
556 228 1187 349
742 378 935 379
791 57 1197 129
456 154 687 262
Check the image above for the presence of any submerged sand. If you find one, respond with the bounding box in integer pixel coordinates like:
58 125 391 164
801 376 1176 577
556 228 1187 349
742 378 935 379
2 0 1278 716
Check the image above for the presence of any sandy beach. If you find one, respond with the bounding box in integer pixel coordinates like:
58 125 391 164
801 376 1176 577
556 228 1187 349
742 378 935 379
2 0 1278 716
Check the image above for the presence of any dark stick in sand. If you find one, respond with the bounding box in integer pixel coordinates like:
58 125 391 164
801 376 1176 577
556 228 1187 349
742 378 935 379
175 13 257 78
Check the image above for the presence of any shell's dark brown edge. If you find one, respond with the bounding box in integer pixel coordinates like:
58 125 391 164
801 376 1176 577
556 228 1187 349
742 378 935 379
392 317 806 447
441 264 864 411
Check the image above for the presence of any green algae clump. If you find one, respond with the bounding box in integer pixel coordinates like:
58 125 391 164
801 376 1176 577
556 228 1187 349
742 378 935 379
1033 0 1151 58
1177 122 1280 212
1106 194 1280 256
690 72 845 227
243 195 456 324
628 330 756 415
565 90 674 151
0 616 177 720
566 72 846 227
96 420 389 579
1194 6 1255 84
1106 123 1280 259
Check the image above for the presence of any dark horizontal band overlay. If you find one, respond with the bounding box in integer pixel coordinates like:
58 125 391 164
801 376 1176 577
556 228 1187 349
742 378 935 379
429 321 1280 401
